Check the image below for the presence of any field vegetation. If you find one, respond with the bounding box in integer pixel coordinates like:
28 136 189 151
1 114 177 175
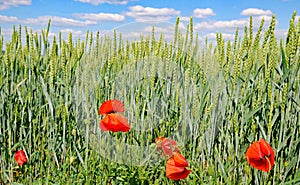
0 12 299 184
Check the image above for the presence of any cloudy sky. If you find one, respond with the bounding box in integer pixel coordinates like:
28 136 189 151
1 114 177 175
0 0 299 43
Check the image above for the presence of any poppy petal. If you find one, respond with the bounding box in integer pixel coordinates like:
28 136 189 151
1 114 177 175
155 137 180 157
166 157 186 174
247 157 268 171
99 121 108 131
259 139 275 171
245 139 275 172
14 150 27 166
167 168 192 181
162 139 180 154
99 113 130 132
259 139 274 158
245 141 263 160
166 169 190 180
166 154 191 180
99 100 125 115
155 137 163 144
173 152 189 167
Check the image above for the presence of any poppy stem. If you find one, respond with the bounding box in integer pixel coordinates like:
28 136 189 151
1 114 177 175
264 156 272 172
191 169 201 180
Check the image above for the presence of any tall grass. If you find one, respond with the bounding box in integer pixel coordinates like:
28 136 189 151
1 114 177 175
0 12 299 184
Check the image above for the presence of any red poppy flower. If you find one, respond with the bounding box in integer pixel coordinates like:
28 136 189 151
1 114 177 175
155 137 180 157
14 150 27 166
99 113 130 132
166 152 191 180
245 138 275 172
99 100 124 115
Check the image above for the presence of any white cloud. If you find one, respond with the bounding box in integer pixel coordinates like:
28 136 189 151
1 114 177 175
143 23 186 40
180 16 192 22
124 5 180 22
23 16 97 27
275 29 288 39
73 13 125 22
0 28 14 37
0 15 19 23
193 8 216 18
60 29 83 35
74 0 135 5
143 25 171 33
254 15 273 21
0 0 31 10
111 21 186 42
252 15 273 27
204 32 235 40
120 31 147 39
241 8 273 16
60 29 84 39
120 29 175 41
194 14 273 32
194 19 249 31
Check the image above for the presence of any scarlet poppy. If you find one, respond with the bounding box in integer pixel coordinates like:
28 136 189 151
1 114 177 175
245 138 275 172
98 99 124 115
166 152 191 180
155 137 180 157
14 150 27 166
99 113 130 132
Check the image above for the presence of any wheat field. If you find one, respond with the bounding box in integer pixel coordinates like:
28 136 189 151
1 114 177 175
0 12 299 184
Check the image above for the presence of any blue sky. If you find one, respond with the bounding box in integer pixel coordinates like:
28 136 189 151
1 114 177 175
0 0 299 42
